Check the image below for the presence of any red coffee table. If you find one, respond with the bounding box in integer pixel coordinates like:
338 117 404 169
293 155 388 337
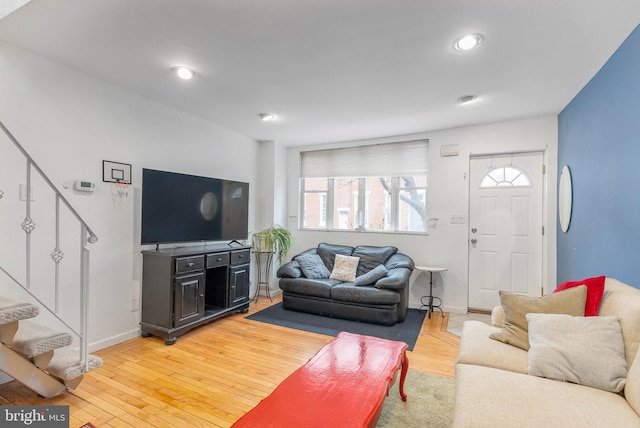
232 331 409 428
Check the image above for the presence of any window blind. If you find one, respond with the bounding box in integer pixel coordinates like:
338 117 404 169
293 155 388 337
300 139 429 178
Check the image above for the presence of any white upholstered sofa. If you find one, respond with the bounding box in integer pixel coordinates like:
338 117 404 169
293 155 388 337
452 278 640 427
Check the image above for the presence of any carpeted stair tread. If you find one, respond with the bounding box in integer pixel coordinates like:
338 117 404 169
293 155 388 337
0 296 39 325
10 320 73 357
47 349 103 381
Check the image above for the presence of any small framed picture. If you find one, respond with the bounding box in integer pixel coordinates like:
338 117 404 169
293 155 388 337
103 160 132 184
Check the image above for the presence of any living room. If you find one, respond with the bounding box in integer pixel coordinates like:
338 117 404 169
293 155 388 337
1 1 640 426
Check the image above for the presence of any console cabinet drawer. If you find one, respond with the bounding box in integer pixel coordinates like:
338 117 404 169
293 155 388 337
175 255 205 274
207 252 230 268
231 249 250 265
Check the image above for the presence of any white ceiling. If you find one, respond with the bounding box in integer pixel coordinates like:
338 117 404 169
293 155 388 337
1 0 639 146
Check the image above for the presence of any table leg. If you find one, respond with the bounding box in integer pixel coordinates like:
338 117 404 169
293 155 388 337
399 353 409 402
428 272 434 319
419 269 444 318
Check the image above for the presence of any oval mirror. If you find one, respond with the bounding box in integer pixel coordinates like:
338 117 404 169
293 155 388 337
558 165 572 232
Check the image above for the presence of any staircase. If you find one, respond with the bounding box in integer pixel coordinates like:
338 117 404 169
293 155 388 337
0 120 102 397
0 296 102 397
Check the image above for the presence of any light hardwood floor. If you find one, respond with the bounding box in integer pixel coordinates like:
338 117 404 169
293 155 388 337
0 296 460 427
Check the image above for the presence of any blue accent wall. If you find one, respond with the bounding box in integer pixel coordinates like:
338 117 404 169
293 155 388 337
558 24 640 287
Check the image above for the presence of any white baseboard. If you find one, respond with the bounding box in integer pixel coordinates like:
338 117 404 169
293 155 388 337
408 302 468 315
89 328 141 353
441 305 468 315
0 371 13 385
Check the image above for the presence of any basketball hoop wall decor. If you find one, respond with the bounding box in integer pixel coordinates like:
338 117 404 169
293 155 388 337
103 160 132 184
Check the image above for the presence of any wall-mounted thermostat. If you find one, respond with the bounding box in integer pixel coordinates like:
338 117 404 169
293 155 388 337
74 180 96 192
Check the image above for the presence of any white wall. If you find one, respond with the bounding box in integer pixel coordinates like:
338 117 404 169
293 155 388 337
254 140 289 296
0 42 259 350
286 116 558 313
0 38 558 354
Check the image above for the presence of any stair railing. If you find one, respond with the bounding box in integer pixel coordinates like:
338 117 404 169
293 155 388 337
0 120 97 372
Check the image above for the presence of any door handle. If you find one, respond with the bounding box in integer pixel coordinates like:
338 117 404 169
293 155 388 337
470 238 477 244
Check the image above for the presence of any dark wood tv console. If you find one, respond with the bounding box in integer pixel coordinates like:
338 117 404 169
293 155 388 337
140 244 251 345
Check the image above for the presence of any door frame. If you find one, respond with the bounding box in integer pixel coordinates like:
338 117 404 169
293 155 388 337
467 149 551 311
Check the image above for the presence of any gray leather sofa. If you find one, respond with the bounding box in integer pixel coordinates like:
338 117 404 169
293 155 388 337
276 243 415 325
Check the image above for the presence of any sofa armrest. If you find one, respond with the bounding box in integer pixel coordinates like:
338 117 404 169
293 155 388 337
384 253 415 270
375 268 411 291
277 261 302 278
491 306 504 327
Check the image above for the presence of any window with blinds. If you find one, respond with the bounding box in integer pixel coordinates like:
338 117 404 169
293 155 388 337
299 140 428 233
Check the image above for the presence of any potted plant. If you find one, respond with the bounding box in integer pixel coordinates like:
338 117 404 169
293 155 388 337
251 224 294 263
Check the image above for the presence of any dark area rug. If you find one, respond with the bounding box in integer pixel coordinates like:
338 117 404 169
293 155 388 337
246 303 426 350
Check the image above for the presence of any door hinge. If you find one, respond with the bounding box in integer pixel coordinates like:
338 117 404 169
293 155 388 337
542 226 545 235
541 286 544 296
542 164 546 174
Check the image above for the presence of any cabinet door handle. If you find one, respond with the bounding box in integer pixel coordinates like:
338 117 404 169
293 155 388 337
188 262 194 267
217 258 222 262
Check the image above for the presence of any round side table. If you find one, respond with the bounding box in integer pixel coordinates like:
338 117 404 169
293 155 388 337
415 266 447 319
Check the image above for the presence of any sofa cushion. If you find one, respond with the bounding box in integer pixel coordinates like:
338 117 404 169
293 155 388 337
456 320 529 374
278 278 338 299
624 345 640 417
330 283 400 305
489 285 587 351
352 245 397 276
526 313 627 393
296 254 331 279
599 278 640 368
276 261 303 278
317 243 354 271
452 363 640 428
554 275 605 316
354 264 388 286
329 254 360 282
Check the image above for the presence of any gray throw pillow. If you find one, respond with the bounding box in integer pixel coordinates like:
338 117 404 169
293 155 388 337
354 264 388 286
295 254 331 279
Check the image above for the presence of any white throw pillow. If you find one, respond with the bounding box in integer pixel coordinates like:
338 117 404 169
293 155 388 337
329 254 360 282
526 313 627 393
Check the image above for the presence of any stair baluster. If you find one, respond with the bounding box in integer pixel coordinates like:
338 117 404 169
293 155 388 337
0 120 102 396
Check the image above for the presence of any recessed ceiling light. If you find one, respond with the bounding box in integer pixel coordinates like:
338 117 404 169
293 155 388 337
172 66 195 80
258 113 277 121
457 95 477 105
453 34 484 51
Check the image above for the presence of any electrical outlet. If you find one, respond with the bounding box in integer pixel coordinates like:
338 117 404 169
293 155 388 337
450 214 465 224
131 298 139 311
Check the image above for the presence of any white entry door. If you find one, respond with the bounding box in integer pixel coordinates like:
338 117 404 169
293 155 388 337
468 152 544 310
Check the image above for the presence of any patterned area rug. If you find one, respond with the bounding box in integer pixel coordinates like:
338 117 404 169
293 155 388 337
246 303 426 350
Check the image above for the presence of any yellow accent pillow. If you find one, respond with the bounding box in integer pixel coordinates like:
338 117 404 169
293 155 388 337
489 285 587 350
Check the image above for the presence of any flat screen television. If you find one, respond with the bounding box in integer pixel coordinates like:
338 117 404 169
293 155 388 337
141 168 249 245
